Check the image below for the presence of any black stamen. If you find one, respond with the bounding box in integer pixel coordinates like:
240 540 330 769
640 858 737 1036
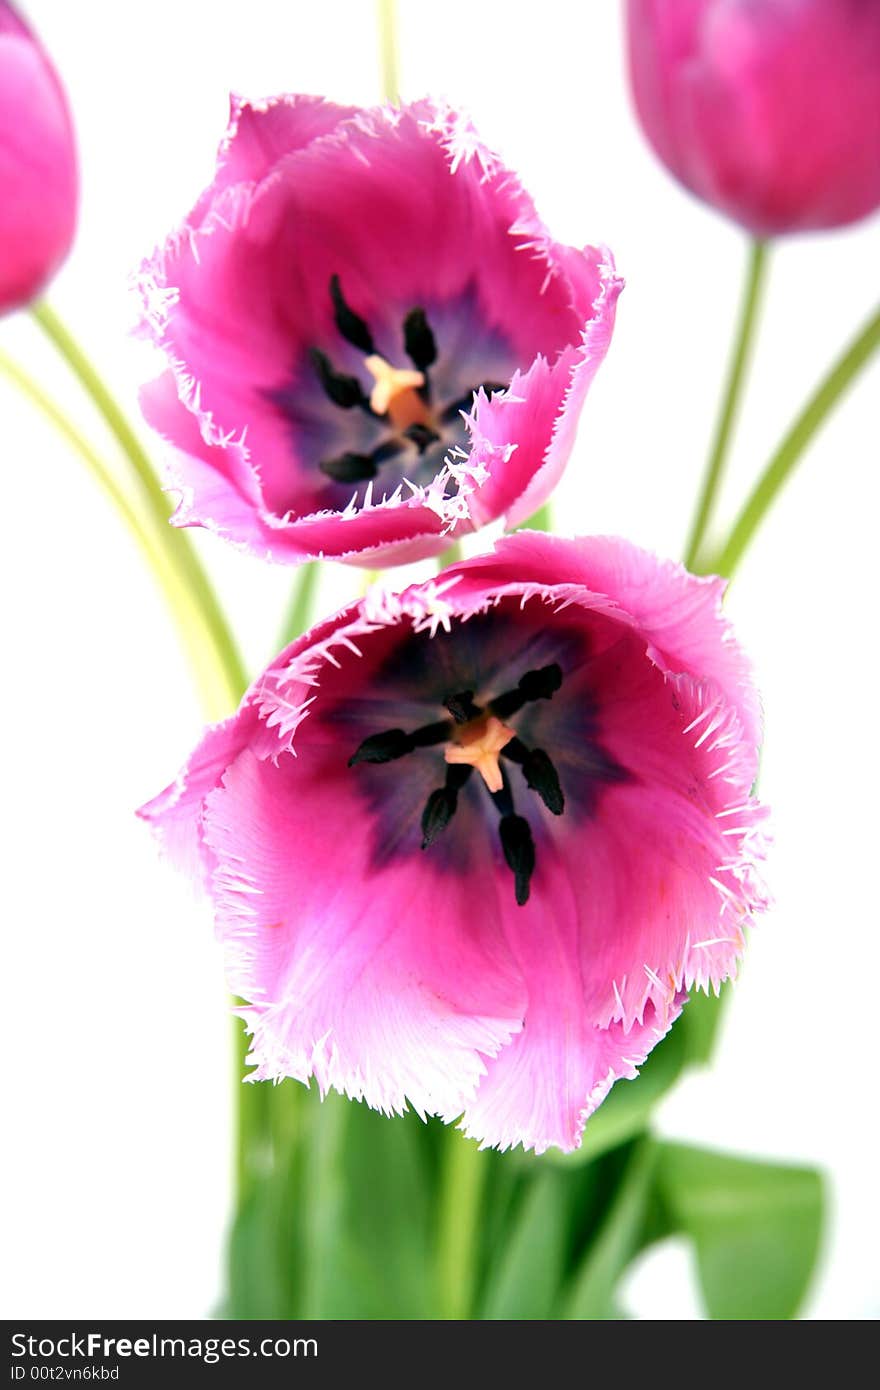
519 663 563 702
320 452 378 484
444 691 481 724
310 348 369 410
410 719 454 748
490 775 516 820
421 764 472 849
330 274 375 354
404 422 440 453
491 663 563 719
403 307 437 371
503 740 564 815
440 382 508 423
499 814 536 906
348 729 414 767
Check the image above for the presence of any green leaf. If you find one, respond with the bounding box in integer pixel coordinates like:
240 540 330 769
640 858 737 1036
677 988 728 1065
545 1015 688 1168
479 1168 571 1319
226 1087 436 1319
299 1095 435 1318
333 1104 434 1318
559 1138 657 1319
519 502 553 531
655 1142 825 1319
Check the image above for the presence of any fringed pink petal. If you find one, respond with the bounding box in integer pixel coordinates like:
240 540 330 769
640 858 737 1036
202 749 526 1118
136 97 619 565
451 532 762 779
465 252 623 530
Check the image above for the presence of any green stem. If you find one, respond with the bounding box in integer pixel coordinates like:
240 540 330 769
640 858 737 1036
714 301 880 580
30 299 246 713
438 539 463 569
1 347 160 566
436 1130 486 1319
277 562 320 649
684 239 768 571
376 0 400 103
521 501 553 532
0 345 231 715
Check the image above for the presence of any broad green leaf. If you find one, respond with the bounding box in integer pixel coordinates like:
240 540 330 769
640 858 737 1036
226 1087 436 1319
545 1016 687 1168
480 1168 571 1319
333 1104 434 1318
224 1081 308 1319
559 1138 657 1319
677 988 728 1065
655 1142 825 1319
300 1095 435 1318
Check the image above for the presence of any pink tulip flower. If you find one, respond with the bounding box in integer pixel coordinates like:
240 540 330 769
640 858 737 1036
0 2 77 313
137 97 622 567
140 533 768 1153
626 0 880 237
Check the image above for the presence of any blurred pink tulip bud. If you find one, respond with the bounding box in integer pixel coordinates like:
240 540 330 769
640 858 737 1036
626 0 880 237
0 2 77 312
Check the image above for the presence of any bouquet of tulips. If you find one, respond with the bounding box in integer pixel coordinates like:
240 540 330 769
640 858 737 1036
4 0 878 1323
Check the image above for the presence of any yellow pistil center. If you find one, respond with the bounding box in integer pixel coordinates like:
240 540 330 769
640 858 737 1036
444 715 516 794
364 354 430 430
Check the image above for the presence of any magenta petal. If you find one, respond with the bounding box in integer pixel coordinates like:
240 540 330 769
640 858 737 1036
462 975 685 1154
466 253 623 531
0 2 77 314
450 531 761 782
137 97 620 566
141 533 768 1151
626 0 880 236
203 749 526 1117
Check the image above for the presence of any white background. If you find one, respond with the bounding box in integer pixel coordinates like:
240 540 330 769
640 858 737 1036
2 0 878 1319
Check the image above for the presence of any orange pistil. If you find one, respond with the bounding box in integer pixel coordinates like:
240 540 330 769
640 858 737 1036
364 354 430 430
444 715 516 793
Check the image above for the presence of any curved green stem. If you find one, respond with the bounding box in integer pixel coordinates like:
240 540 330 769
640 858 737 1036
30 299 246 712
277 562 320 649
685 239 768 571
376 0 401 103
436 1130 486 1319
0 345 233 714
1 347 160 566
713 301 880 580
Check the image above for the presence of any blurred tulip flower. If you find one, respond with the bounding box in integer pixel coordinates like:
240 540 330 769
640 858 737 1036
137 96 621 568
626 0 880 237
0 2 77 313
140 533 768 1153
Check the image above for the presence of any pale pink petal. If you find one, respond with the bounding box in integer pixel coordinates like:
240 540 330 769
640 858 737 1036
203 748 526 1118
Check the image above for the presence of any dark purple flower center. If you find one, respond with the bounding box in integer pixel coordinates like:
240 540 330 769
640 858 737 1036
309 276 505 487
348 662 565 906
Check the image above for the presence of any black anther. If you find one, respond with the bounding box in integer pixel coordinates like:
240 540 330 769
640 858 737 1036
499 815 536 906
330 275 375 354
410 720 454 748
519 663 563 702
522 748 564 815
420 764 472 849
491 663 563 719
320 452 378 484
444 691 480 725
440 382 507 423
404 422 440 453
310 348 369 410
403 307 437 371
348 729 414 767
